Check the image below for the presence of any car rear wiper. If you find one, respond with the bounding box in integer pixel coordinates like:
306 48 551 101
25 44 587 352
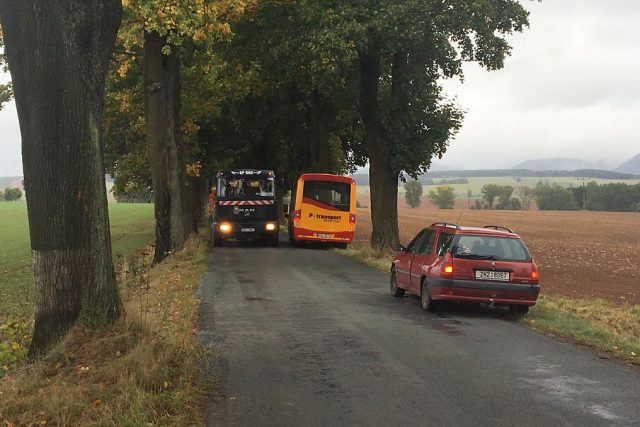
455 253 497 260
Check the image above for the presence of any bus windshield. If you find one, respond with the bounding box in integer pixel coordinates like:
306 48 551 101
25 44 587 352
218 177 275 199
302 180 350 211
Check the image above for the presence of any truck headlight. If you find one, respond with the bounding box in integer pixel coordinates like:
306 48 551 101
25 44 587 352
219 223 232 233
265 223 277 231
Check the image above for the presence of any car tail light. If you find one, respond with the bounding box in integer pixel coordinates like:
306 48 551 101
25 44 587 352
531 259 539 283
349 213 356 225
442 253 454 276
293 209 301 224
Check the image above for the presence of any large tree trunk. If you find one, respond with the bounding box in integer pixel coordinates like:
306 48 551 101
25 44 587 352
0 0 123 357
308 89 335 172
360 38 399 250
144 32 192 263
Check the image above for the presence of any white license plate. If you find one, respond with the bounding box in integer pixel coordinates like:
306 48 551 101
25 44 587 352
475 271 509 281
317 233 333 239
241 228 255 232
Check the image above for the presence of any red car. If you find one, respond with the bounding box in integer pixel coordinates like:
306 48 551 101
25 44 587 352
391 223 539 313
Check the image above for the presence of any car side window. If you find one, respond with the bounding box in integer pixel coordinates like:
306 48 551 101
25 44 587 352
437 232 454 256
418 230 436 255
406 229 428 254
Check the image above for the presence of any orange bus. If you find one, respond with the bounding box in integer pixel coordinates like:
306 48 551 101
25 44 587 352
288 173 357 247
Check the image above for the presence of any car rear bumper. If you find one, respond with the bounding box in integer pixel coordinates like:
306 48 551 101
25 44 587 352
429 278 540 306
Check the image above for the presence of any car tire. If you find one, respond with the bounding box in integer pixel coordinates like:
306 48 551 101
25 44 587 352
421 281 439 312
510 304 529 314
390 268 405 297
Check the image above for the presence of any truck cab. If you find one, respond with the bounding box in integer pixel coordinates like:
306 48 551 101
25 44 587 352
212 169 279 246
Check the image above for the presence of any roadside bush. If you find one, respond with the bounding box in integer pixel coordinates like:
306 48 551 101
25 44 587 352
427 185 455 209
534 183 578 210
404 180 423 208
3 187 23 201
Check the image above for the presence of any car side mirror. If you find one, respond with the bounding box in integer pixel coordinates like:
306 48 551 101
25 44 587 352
394 244 406 252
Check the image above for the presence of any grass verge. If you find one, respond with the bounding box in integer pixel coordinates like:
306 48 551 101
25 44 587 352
0 203 154 370
0 235 209 426
336 243 639 366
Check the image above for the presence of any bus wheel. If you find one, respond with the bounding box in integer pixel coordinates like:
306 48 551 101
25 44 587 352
334 243 348 250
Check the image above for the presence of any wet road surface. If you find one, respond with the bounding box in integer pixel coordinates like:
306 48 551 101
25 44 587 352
198 239 640 427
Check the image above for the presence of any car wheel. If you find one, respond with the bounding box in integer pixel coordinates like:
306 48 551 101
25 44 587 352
390 268 405 297
510 304 529 314
421 281 438 312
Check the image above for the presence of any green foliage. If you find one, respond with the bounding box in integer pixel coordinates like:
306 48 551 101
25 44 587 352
403 180 423 208
494 185 514 209
481 184 504 209
3 187 22 201
516 186 534 211
581 182 640 212
0 321 30 372
534 183 578 211
0 83 12 111
428 185 456 209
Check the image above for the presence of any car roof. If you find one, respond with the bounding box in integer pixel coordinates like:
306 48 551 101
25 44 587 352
430 223 521 238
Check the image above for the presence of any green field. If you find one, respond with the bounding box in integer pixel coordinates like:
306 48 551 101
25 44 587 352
0 203 154 321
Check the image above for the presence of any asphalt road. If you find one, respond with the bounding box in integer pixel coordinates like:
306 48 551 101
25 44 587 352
198 237 640 427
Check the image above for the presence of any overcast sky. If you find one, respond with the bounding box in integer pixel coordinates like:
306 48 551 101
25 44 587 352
1 0 639 176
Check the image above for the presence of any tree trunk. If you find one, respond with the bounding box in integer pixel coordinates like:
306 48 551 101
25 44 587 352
144 32 192 263
360 37 399 249
0 0 123 357
308 89 334 172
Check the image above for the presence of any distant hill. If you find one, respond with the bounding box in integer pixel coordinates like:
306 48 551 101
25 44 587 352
514 158 604 171
0 176 23 190
614 154 640 174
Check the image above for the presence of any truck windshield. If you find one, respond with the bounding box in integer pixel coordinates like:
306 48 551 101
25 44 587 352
218 177 275 199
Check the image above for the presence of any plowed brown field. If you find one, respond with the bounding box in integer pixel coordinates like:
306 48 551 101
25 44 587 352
353 205 640 305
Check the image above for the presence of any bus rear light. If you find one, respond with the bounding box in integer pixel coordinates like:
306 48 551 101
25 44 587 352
349 213 356 225
293 209 301 223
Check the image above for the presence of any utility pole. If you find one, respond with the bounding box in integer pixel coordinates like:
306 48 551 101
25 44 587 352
577 177 589 210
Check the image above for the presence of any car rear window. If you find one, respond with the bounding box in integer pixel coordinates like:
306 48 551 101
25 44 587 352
452 235 531 262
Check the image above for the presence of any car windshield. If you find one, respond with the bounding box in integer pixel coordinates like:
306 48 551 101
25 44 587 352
452 235 531 262
218 177 275 199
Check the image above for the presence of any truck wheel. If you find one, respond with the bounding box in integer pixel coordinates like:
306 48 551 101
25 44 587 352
214 235 224 247
269 236 279 247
